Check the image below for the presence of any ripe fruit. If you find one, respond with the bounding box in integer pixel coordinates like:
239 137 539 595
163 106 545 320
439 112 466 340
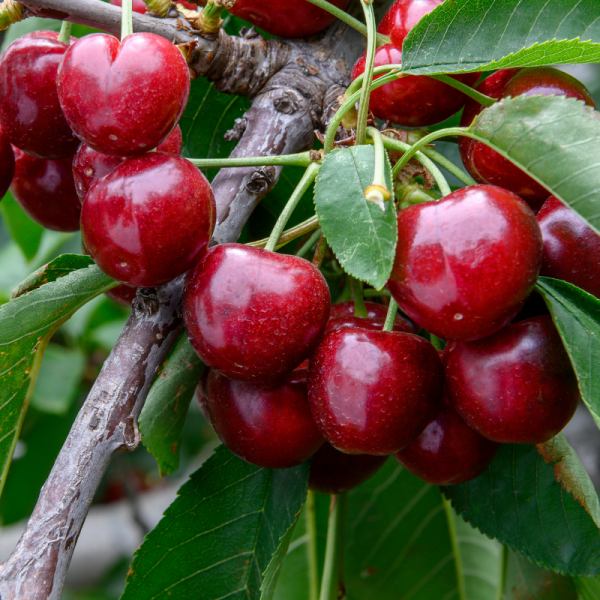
184 245 331 382
329 300 415 331
0 127 15 198
379 0 444 48
0 31 78 160
205 369 324 469
395 393 500 485
386 185 543 341
81 153 215 287
308 327 443 455
537 196 600 298
326 315 414 334
444 316 579 444
228 0 351 38
110 0 147 13
309 443 388 495
57 33 190 157
10 147 80 231
460 67 596 211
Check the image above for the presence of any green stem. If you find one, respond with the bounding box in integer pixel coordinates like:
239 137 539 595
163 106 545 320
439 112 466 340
367 127 387 188
296 228 322 258
121 0 133 38
443 497 467 600
351 278 368 317
418 145 477 187
345 64 402 99
58 20 72 44
382 298 399 332
312 232 328 268
429 74 495 108
355 0 377 146
197 0 226 32
307 491 320 600
304 0 390 45
265 163 320 252
247 216 320 250
188 152 313 169
319 493 347 600
363 288 391 298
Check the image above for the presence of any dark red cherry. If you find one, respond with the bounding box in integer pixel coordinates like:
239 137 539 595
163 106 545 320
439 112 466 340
0 31 78 159
330 300 390 320
110 0 147 13
309 443 388 495
81 153 215 287
326 315 414 334
537 196 600 298
228 0 351 38
460 67 596 212
444 316 579 444
10 146 80 231
205 369 324 469
379 0 445 48
183 245 331 383
308 327 443 455
386 185 543 341
57 33 190 157
73 125 183 202
0 127 15 198
105 284 138 306
395 393 500 485
351 45 479 127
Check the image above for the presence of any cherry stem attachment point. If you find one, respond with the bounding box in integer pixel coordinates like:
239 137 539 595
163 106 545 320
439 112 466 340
365 127 392 210
355 0 377 146
429 74 496 108
121 0 133 38
0 0 25 30
188 151 313 169
383 298 399 332
351 277 368 317
319 493 347 600
197 0 226 33
58 20 72 44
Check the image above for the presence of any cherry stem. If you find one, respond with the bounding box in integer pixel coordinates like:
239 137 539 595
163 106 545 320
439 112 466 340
416 145 477 187
58 20 72 43
319 493 347 600
0 0 25 30
355 0 377 146
307 490 320 600
304 0 390 46
312 232 328 267
265 163 320 252
351 278 368 317
345 64 402 99
363 288 391 298
364 127 392 211
188 152 314 169
296 228 323 258
197 1 225 33
247 216 320 251
429 74 496 108
121 0 133 38
382 298 399 332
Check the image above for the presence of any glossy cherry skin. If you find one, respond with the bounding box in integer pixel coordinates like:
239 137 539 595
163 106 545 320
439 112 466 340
57 33 190 157
386 185 543 341
0 128 15 198
395 393 500 485
379 0 445 48
205 369 324 469
184 245 331 383
444 316 579 444
111 0 146 13
308 327 444 455
537 196 600 298
460 67 596 212
82 153 215 287
0 31 78 159
326 315 414 335
309 443 388 495
351 45 479 127
228 0 351 38
10 147 80 231
73 125 182 202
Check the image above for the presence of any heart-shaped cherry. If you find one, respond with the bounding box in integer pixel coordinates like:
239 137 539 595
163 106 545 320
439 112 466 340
57 33 190 157
0 127 15 198
184 244 331 382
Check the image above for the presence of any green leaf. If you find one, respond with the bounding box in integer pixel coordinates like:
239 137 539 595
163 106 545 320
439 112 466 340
465 95 600 235
575 574 600 600
260 518 300 600
0 192 44 261
122 445 309 600
401 0 600 75
139 333 203 477
443 435 600 576
0 256 116 498
535 277 600 429
314 146 397 289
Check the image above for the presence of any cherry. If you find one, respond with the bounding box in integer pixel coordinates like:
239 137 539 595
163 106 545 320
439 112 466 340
395 393 500 485
205 369 324 469
0 127 15 199
0 31 78 160
10 146 80 232
328 300 416 333
330 300 391 320
379 0 445 48
228 0 351 38
81 153 215 287
73 125 183 202
351 45 479 127
537 196 600 298
444 315 579 444
57 33 190 157
386 184 543 341
105 284 138 307
460 67 596 212
183 244 331 383
309 443 388 495
308 327 443 455
110 0 147 13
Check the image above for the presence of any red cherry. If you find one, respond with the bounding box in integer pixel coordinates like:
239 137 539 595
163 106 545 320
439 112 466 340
183 245 331 382
10 146 80 231
379 0 445 48
72 125 183 202
57 33 190 157
395 393 500 485
0 31 78 159
0 127 15 198
228 0 351 38
326 315 414 334
537 196 600 298
105 284 138 307
386 185 543 341
308 327 443 455
309 443 388 495
330 300 390 319
444 316 579 444
205 369 324 469
351 45 479 127
460 67 596 212
110 0 147 13
81 153 215 287
328 300 416 333
177 1 197 9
